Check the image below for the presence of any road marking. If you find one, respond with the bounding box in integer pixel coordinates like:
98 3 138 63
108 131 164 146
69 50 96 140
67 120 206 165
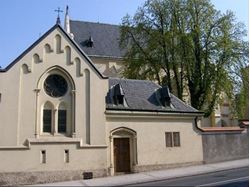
197 176 249 187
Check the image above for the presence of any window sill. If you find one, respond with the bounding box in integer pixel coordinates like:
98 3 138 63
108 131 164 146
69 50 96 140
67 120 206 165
166 146 181 149
27 137 81 143
26 138 108 149
40 133 68 137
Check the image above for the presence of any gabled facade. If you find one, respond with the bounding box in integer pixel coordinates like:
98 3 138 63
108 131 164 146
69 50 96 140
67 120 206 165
0 24 108 173
0 21 204 185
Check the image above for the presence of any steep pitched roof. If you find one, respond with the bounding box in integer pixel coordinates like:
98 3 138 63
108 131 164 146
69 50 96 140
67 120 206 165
107 78 201 114
0 24 107 79
70 20 126 58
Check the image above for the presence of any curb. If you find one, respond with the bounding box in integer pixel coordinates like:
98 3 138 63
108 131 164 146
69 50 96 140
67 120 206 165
83 159 249 186
33 159 249 186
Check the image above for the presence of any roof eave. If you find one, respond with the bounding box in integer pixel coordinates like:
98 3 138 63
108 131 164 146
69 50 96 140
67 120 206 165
105 107 204 116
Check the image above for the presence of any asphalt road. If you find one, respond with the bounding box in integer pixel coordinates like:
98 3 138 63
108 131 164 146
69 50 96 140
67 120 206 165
128 167 249 187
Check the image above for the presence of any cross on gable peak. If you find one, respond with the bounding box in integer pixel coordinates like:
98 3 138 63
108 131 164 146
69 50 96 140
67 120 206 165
54 7 63 25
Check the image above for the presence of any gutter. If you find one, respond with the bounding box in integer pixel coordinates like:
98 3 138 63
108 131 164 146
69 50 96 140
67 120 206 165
106 109 204 119
106 107 204 115
194 117 244 133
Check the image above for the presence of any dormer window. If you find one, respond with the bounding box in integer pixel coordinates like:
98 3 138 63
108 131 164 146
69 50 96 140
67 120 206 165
113 84 124 105
86 36 94 47
114 95 124 105
159 86 171 107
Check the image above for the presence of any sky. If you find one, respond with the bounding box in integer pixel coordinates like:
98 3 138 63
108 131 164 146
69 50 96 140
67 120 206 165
0 0 248 68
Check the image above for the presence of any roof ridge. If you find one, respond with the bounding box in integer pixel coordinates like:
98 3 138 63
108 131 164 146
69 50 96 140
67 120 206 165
70 19 121 27
109 77 160 86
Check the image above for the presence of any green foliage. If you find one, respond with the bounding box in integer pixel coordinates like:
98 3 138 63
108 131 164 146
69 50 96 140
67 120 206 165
234 67 249 119
120 0 248 117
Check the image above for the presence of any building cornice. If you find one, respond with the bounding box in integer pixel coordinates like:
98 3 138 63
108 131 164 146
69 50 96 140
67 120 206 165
105 109 203 119
0 137 107 150
89 55 124 60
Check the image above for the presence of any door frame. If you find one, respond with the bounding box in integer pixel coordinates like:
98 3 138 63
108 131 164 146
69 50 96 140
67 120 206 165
110 127 137 176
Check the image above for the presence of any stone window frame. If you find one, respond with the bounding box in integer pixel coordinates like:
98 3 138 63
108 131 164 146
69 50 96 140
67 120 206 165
36 66 76 138
165 132 180 147
41 101 68 135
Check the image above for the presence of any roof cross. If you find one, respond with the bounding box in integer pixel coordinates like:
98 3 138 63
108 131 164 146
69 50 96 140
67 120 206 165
54 7 63 25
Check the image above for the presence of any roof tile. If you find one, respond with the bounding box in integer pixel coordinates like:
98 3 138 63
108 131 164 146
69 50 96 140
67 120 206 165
107 78 200 113
70 20 126 58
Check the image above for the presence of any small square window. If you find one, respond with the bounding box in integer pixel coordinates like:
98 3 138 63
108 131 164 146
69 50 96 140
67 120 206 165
165 132 181 147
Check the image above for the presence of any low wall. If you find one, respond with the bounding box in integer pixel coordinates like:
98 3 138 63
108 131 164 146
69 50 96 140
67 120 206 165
202 131 249 163
0 169 108 186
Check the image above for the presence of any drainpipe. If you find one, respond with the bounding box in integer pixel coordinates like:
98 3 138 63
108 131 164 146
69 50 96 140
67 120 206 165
194 116 205 132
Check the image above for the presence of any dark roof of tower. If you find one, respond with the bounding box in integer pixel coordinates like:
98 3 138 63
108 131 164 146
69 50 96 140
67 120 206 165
70 20 126 58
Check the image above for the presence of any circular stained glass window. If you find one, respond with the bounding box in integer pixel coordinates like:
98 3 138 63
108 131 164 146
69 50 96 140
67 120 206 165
44 74 68 97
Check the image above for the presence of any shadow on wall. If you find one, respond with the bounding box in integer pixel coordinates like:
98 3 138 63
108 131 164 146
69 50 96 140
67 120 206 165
202 132 249 163
193 117 248 163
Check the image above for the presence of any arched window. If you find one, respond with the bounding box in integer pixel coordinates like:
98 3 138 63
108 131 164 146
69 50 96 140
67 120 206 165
55 34 62 54
44 43 52 53
37 66 75 137
33 54 41 64
43 102 53 133
58 102 67 133
65 46 71 65
22 63 31 74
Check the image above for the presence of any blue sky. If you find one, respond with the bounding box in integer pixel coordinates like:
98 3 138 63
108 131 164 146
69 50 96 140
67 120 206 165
0 0 248 68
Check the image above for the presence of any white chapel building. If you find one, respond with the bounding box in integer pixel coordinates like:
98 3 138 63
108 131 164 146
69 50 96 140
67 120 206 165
0 8 204 184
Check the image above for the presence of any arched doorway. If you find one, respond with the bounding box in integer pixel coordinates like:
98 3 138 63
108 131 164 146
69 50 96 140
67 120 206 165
110 127 137 175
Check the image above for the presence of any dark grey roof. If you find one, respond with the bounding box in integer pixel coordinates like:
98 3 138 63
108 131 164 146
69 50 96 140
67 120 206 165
70 20 126 58
107 78 200 114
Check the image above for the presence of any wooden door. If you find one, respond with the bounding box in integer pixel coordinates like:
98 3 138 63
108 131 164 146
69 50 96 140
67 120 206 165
114 138 130 172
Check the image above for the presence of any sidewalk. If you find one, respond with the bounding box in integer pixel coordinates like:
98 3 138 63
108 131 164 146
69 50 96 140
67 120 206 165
34 159 248 186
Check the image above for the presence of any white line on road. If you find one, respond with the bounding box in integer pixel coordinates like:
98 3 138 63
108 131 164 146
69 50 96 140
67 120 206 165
196 176 249 187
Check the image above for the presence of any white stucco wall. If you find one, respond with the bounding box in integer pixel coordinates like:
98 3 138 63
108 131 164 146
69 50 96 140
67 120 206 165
0 25 203 175
106 113 203 172
0 143 107 172
0 27 108 172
